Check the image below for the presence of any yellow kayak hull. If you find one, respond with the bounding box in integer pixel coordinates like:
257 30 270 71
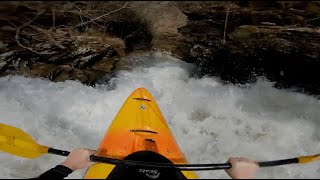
83 87 198 179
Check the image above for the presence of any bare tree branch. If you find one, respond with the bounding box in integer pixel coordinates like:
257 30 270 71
72 3 103 29
306 17 320 24
74 2 128 28
73 3 85 26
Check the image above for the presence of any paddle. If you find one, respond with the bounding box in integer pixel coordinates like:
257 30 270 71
1 123 319 171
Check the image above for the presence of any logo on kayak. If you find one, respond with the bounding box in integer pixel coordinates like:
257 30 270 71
141 105 146 110
138 169 160 179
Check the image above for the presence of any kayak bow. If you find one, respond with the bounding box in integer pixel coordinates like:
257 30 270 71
83 87 198 179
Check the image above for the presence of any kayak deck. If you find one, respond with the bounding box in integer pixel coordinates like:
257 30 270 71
83 87 198 179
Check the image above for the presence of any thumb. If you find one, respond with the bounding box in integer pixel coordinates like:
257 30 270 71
86 150 97 165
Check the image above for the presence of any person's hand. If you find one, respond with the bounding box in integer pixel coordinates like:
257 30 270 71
60 148 97 171
225 157 259 179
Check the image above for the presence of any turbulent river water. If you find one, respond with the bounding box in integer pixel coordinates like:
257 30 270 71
0 53 319 179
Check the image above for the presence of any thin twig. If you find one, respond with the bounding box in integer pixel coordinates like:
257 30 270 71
74 2 128 28
306 17 320 23
73 3 85 26
92 1 95 10
52 9 55 28
223 2 230 45
72 3 102 29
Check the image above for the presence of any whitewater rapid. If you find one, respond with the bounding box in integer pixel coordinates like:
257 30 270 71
0 53 319 179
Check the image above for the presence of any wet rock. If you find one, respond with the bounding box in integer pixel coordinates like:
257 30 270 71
0 61 6 70
18 60 28 70
0 42 8 51
90 56 119 73
53 70 70 82
0 51 15 60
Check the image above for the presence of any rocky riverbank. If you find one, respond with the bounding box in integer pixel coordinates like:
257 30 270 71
1 1 319 95
176 1 320 95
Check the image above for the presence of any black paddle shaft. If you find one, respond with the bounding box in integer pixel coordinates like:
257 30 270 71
90 155 232 171
48 148 299 171
90 156 299 170
48 148 70 157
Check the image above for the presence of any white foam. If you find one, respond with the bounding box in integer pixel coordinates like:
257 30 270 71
0 54 319 178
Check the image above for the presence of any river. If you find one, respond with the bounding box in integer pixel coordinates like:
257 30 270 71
0 53 319 178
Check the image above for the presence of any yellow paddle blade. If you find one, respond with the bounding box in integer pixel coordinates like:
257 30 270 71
0 123 49 159
298 154 320 164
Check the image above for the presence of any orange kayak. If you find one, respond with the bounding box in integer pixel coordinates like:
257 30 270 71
83 87 198 179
